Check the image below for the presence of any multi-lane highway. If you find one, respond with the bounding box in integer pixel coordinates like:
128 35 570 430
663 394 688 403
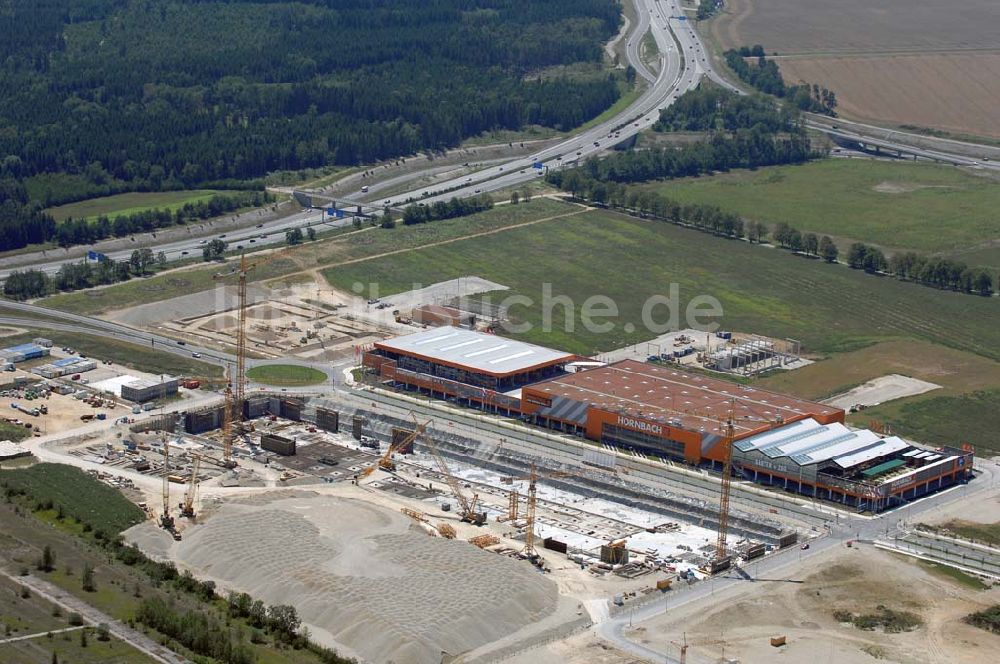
0 205 354 280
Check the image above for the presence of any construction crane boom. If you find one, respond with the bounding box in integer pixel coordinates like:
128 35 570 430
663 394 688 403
212 244 302 443
358 418 428 478
159 437 175 531
180 454 202 518
419 428 485 525
716 412 736 560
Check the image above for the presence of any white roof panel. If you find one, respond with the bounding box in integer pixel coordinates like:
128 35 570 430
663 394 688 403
833 437 909 469
376 328 573 376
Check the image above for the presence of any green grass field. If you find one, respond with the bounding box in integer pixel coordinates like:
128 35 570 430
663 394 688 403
647 160 1000 259
0 464 145 534
44 190 228 222
937 520 1000 548
917 559 990 591
322 204 1000 360
246 365 327 387
40 198 573 315
0 419 33 442
851 390 1000 455
322 203 1000 451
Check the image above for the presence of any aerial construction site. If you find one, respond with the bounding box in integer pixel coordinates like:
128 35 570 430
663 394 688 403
4 267 994 664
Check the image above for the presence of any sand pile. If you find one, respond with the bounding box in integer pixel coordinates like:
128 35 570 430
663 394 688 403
170 494 562 663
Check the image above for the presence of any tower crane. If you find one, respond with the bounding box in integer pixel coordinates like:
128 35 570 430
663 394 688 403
211 244 303 440
179 454 202 519
670 634 688 664
159 437 175 531
501 464 584 556
713 398 783 561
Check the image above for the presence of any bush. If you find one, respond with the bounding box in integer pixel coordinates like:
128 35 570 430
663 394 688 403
965 605 1000 634
67 612 84 627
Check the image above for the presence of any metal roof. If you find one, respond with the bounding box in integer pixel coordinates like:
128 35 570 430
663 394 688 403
734 418 823 452
526 360 840 439
4 343 44 354
375 328 573 377
832 437 910 469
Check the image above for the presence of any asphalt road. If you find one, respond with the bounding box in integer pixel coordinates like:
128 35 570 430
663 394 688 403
0 300 339 387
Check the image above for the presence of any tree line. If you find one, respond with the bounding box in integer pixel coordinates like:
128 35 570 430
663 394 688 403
3 248 171 300
548 127 813 188
848 243 993 295
655 86 802 134
400 194 496 226
724 46 838 116
1 1 622 210
0 188 271 252
53 191 273 248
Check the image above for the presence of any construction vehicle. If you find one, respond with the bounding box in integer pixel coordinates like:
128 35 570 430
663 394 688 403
179 454 202 518
358 418 428 479
417 428 487 525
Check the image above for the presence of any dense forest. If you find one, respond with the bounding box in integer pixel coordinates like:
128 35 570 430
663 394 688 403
0 0 623 251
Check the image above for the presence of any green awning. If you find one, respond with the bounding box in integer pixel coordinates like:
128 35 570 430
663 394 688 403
862 458 906 478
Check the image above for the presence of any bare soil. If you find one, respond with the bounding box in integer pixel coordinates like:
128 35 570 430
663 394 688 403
632 545 1000 664
709 0 1000 139
779 53 1000 139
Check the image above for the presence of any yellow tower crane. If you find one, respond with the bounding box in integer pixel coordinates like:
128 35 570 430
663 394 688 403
211 244 304 452
501 464 583 557
357 417 428 479
418 427 486 525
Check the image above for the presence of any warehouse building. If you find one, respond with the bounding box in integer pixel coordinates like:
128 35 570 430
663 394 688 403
733 418 973 511
364 333 974 510
0 343 50 364
521 360 843 465
32 356 97 379
364 328 577 412
121 376 179 403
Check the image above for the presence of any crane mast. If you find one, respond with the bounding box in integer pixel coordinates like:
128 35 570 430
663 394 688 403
159 437 174 530
716 410 736 560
